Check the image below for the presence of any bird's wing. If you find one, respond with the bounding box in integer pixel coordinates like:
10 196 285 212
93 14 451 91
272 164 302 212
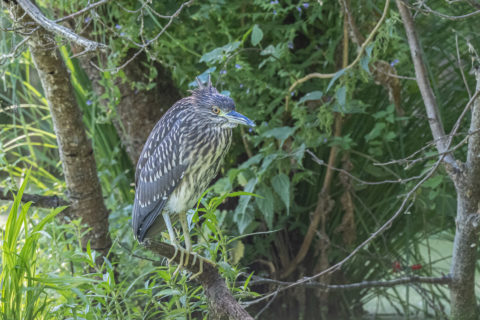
132 116 187 241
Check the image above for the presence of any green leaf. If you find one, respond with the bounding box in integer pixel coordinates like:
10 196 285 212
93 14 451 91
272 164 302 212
251 24 264 46
255 185 275 229
326 69 346 92
260 45 281 58
336 86 346 109
200 41 241 64
299 91 323 104
271 173 290 215
365 122 386 142
262 126 296 145
234 178 258 233
360 43 374 73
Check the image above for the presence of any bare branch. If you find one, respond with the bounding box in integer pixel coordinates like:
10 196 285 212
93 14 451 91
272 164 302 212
0 187 70 209
90 0 194 73
16 0 106 52
456 34 472 99
54 0 111 23
409 1 480 20
0 36 30 64
397 0 458 170
307 150 427 185
244 274 451 293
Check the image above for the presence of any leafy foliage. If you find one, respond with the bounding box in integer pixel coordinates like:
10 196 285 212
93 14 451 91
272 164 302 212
1 0 479 318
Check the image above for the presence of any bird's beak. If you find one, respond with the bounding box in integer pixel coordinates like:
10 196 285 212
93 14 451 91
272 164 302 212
224 111 256 127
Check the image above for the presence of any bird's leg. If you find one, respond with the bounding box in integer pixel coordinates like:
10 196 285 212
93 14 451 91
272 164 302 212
162 213 182 265
179 211 192 266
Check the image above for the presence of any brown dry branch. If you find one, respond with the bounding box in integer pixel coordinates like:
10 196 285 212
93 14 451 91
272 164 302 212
280 116 342 279
6 1 112 257
0 187 70 209
335 155 356 246
143 240 253 320
341 0 404 115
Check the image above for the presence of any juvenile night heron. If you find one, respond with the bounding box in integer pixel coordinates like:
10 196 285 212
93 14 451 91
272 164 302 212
132 77 255 275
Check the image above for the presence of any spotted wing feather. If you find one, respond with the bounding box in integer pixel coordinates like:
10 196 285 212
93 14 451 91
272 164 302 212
132 115 187 241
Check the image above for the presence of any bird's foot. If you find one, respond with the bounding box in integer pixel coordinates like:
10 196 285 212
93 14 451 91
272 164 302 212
169 246 215 279
167 245 179 264
189 253 215 280
172 245 189 276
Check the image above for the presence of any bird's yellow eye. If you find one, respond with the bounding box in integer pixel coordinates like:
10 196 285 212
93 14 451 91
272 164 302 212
212 106 220 114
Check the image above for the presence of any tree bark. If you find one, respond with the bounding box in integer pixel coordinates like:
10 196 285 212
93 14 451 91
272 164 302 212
449 72 480 320
7 1 112 257
77 49 181 165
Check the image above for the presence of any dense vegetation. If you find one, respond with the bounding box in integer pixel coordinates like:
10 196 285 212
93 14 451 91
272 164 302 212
1 0 480 319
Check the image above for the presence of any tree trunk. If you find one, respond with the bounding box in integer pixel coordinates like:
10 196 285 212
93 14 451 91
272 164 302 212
77 49 181 165
7 2 112 258
450 73 480 320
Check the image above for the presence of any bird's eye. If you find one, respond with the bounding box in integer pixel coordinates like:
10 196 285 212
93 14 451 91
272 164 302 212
212 106 220 114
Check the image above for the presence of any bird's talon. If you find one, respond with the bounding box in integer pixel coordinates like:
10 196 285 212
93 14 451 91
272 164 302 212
190 257 203 280
168 245 178 264
191 252 198 267
173 249 184 276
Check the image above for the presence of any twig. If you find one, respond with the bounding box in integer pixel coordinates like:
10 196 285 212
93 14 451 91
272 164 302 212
456 34 472 99
308 150 427 185
409 1 480 20
375 121 480 168
90 0 194 73
0 36 30 64
244 274 451 292
15 0 106 51
55 0 111 23
254 288 279 319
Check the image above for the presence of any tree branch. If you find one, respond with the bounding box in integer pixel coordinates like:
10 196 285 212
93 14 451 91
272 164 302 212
143 240 253 320
16 0 106 52
410 1 480 20
245 274 451 292
0 187 70 209
54 0 111 23
397 0 458 171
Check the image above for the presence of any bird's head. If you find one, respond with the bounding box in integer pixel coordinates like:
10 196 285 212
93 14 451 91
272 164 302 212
190 79 255 129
